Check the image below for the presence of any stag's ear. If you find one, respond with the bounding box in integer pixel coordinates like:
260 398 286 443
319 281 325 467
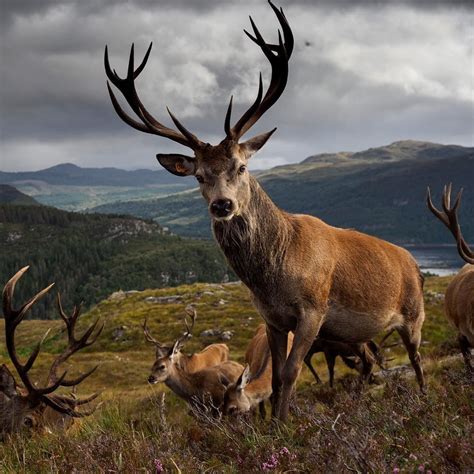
236 364 251 391
240 128 276 158
0 364 18 398
156 154 196 176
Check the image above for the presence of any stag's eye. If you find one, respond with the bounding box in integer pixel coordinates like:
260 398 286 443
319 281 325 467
238 165 247 174
195 174 204 184
158 364 166 371
23 416 34 427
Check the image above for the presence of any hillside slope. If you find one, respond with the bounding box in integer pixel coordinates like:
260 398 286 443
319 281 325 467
0 277 472 472
0 184 40 206
90 141 474 242
0 205 230 319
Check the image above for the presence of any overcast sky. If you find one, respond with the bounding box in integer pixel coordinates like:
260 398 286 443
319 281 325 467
0 0 472 172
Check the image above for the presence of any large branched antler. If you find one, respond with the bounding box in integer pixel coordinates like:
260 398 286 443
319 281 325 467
2 267 102 418
105 43 204 150
427 184 473 264
46 294 103 387
225 0 294 141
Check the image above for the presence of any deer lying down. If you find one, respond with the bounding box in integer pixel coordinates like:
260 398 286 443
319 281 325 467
304 338 384 387
223 324 293 417
143 306 229 374
144 311 242 411
1 267 102 436
427 185 474 372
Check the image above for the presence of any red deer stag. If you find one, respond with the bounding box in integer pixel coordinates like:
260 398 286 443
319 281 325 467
143 305 229 375
105 1 425 420
427 184 474 372
223 324 293 418
1 267 102 435
144 312 242 412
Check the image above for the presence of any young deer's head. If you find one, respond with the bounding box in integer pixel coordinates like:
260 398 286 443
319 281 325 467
143 306 196 384
105 1 293 221
1 267 102 436
222 364 253 415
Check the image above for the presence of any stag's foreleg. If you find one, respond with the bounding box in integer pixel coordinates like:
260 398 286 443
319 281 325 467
278 315 323 421
266 325 288 419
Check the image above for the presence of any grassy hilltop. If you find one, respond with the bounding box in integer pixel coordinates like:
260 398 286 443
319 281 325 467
0 276 472 472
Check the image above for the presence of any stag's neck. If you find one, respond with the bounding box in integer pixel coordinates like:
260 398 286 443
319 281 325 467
213 176 292 292
165 367 198 403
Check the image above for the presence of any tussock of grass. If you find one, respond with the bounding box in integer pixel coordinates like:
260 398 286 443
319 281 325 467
1 276 472 472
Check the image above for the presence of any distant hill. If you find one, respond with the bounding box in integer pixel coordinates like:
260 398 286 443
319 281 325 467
0 204 230 319
89 141 474 243
0 163 196 211
0 184 40 206
0 163 193 187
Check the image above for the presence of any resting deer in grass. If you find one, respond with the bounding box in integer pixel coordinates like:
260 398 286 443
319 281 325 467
223 324 293 418
105 0 425 420
143 306 229 376
427 184 474 373
144 309 242 411
1 267 102 436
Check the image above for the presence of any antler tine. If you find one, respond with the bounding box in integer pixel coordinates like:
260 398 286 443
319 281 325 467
42 395 100 418
184 305 197 336
46 294 103 386
427 184 474 264
142 318 164 347
2 267 55 394
227 1 293 140
105 43 203 150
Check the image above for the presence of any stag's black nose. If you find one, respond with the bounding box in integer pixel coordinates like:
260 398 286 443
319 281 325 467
148 375 157 384
210 199 233 218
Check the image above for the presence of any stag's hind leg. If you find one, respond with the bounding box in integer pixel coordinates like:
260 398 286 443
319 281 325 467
397 314 425 392
458 334 473 374
304 353 322 384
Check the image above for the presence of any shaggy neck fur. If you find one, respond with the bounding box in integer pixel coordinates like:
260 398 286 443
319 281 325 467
213 176 292 295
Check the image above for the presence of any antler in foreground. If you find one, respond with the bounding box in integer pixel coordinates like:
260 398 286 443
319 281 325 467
1 267 102 435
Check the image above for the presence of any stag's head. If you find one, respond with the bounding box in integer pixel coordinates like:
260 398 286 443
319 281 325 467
143 306 196 384
0 267 102 436
105 1 293 221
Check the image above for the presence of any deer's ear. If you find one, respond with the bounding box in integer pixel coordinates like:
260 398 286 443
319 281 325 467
0 364 18 398
240 128 276 158
236 364 251 391
156 154 196 177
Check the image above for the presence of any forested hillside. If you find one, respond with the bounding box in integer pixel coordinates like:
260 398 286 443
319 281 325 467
0 184 40 206
0 205 229 319
90 141 474 242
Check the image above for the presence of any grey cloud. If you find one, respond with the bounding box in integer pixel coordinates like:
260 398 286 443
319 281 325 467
0 0 472 172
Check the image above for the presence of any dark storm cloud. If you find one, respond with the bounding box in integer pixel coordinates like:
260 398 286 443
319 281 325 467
0 0 472 171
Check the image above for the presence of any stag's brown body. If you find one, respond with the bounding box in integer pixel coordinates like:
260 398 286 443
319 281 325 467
428 185 474 371
172 344 229 374
105 1 425 420
445 265 474 351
